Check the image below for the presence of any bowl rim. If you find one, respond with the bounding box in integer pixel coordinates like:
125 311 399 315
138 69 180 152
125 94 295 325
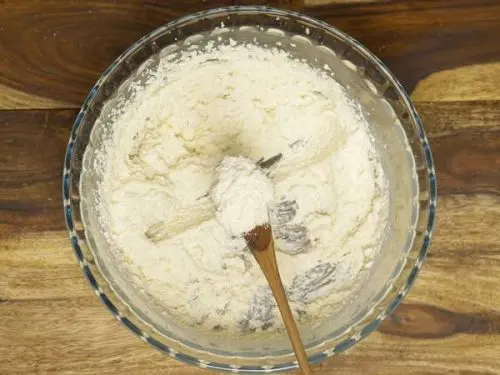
62 5 437 373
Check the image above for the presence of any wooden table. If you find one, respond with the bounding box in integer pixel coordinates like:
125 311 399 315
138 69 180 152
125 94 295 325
1 1 499 374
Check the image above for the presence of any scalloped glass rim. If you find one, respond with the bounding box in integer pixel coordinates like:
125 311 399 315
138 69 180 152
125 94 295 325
62 5 436 373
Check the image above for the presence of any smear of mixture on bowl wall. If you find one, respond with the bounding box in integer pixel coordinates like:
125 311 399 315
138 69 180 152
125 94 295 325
94 40 390 333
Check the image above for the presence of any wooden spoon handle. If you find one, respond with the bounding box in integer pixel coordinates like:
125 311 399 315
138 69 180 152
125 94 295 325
269 275 313 374
253 242 313 375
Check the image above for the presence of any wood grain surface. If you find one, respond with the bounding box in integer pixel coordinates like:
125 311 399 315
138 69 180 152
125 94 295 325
1 0 500 374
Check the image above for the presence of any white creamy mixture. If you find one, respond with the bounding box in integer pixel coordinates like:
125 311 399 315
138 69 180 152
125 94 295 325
95 41 389 333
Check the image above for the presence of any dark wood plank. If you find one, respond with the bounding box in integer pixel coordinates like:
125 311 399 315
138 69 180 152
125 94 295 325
380 303 500 339
306 0 381 4
0 0 303 109
0 109 75 235
305 0 500 92
1 1 500 108
418 101 500 195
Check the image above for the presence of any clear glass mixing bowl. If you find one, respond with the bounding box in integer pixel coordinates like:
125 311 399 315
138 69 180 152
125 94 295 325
63 6 436 373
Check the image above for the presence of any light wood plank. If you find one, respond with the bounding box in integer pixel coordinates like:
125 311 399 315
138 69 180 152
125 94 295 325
0 232 92 301
417 101 500 136
0 298 207 375
0 84 74 110
412 63 500 102
1 297 499 374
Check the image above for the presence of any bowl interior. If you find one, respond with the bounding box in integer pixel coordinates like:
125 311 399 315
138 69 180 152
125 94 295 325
67 7 434 370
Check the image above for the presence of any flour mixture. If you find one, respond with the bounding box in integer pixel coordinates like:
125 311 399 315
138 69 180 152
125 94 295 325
94 40 390 333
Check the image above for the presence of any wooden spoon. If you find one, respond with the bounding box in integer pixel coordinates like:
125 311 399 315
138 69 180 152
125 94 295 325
244 224 313 375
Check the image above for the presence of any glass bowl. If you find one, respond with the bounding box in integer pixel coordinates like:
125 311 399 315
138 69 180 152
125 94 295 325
63 6 436 373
